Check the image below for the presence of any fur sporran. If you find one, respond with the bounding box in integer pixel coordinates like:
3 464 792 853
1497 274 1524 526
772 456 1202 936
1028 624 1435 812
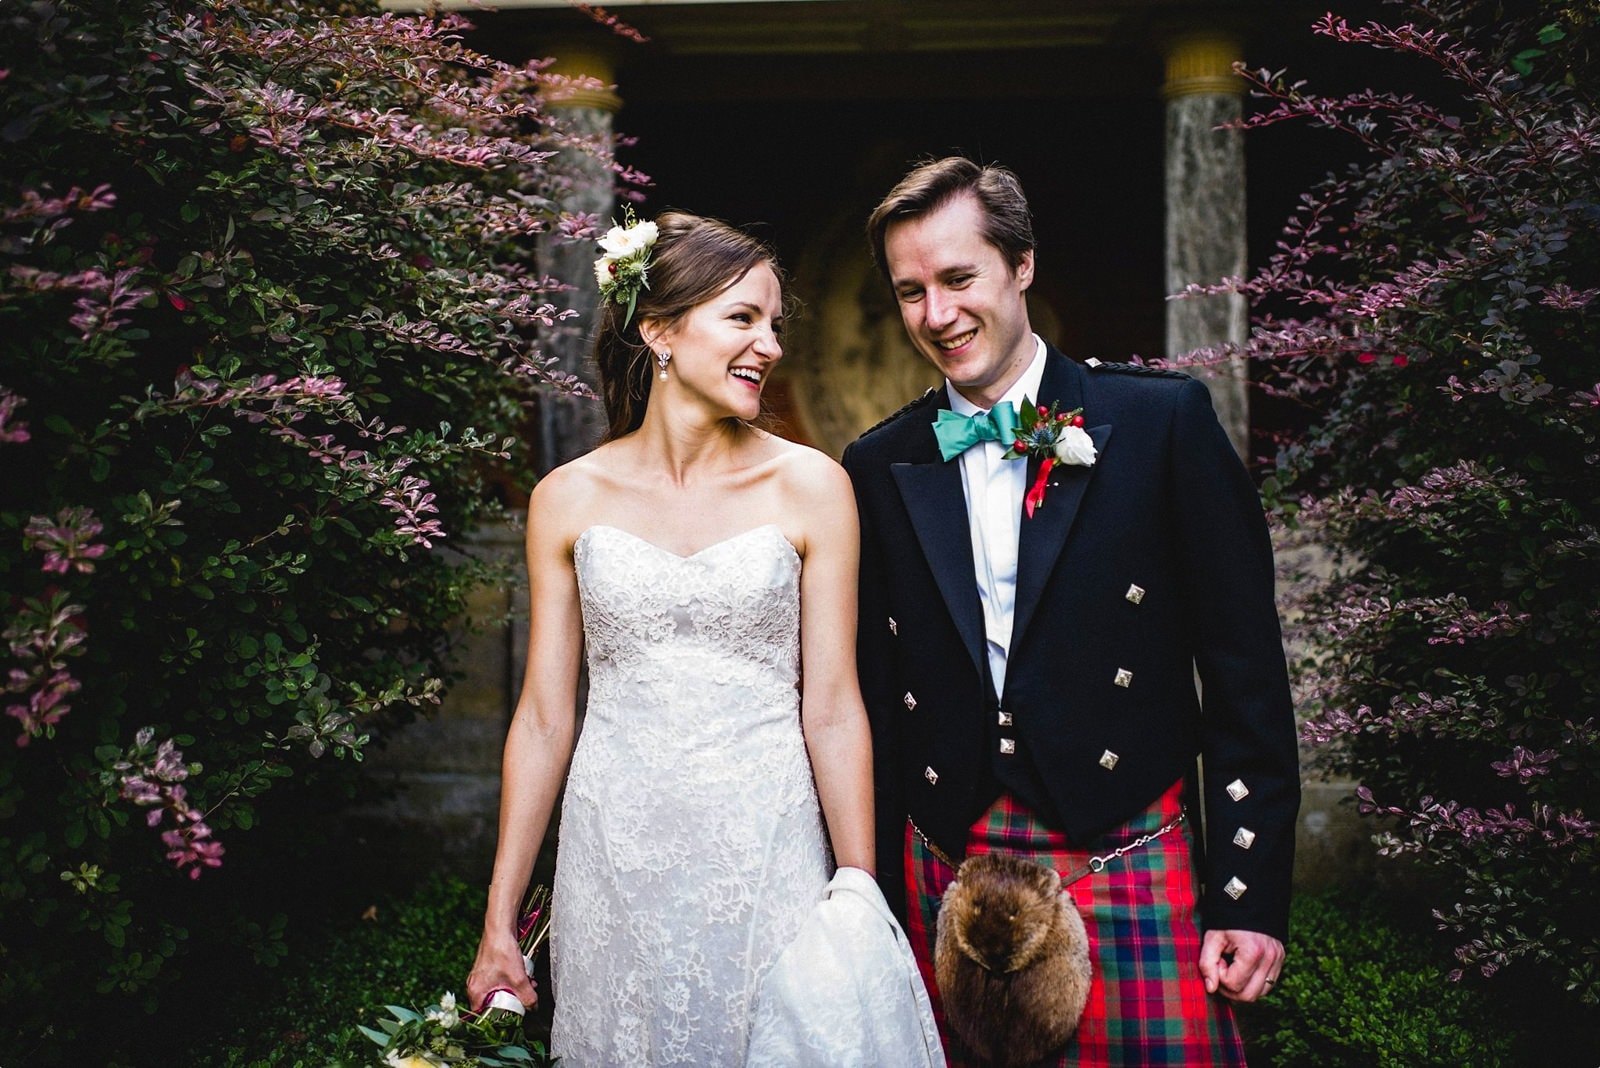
934 852 1091 1067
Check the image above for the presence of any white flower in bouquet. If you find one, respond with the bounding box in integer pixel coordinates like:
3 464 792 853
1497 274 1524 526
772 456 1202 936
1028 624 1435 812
355 884 556 1065
363 987 546 1066
424 991 461 1030
384 1050 444 1068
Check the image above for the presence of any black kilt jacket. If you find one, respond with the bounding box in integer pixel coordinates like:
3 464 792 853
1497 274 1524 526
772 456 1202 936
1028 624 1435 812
841 346 1300 940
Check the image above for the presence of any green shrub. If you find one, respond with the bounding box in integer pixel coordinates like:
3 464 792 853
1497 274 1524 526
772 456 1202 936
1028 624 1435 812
1240 890 1522 1066
178 873 550 1067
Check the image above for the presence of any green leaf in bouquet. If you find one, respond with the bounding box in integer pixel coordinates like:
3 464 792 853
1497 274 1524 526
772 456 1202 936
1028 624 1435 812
357 1024 391 1046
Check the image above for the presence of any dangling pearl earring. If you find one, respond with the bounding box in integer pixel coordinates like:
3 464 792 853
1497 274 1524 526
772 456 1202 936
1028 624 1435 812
656 348 671 382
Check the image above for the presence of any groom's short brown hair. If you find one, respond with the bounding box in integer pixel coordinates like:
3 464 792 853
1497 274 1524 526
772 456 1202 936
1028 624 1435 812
867 156 1035 280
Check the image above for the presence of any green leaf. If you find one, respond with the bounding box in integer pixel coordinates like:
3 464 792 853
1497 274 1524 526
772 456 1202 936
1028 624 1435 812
357 1024 390 1047
1510 48 1545 75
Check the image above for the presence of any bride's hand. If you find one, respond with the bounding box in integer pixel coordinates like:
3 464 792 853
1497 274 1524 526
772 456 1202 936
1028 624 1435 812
466 930 538 1014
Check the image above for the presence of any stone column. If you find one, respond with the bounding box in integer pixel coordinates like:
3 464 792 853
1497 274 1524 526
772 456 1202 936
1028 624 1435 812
535 49 621 473
1165 38 1372 895
1164 33 1249 460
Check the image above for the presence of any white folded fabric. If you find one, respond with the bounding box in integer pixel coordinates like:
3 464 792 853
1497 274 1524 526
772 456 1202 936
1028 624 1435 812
746 866 947 1068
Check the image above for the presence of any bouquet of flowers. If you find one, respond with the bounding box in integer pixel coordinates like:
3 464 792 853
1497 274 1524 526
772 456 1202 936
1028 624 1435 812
360 992 546 1067
358 885 555 1067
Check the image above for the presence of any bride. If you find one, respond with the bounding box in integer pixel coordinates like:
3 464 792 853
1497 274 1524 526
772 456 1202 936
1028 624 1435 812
466 211 878 1064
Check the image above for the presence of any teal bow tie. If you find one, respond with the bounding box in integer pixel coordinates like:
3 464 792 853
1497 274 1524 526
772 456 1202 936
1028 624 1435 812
932 402 1020 461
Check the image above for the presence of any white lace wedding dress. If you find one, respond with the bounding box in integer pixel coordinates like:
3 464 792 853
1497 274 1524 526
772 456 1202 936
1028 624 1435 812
550 523 832 1066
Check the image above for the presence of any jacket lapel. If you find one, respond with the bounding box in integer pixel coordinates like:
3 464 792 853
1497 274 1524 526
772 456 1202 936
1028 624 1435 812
890 391 987 680
1011 352 1109 653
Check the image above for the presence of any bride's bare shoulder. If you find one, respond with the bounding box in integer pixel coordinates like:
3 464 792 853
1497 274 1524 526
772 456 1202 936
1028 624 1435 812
756 436 854 533
763 436 848 488
526 444 631 543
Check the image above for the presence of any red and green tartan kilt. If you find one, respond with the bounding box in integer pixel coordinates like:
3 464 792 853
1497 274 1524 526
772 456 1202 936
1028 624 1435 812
905 784 1246 1067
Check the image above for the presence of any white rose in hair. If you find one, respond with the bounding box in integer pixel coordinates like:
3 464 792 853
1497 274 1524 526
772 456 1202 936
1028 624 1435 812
630 220 659 250
598 224 633 256
600 220 657 258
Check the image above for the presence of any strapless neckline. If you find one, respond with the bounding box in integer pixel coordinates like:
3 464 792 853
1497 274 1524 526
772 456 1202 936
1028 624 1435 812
577 522 798 564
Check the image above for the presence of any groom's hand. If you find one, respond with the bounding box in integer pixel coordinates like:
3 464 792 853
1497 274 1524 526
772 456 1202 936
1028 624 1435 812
1199 928 1284 1003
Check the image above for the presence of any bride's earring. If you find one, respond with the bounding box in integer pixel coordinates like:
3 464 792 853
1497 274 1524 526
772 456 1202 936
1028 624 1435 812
656 348 671 382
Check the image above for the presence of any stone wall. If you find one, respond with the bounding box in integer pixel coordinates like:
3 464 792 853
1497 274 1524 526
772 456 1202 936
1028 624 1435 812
340 522 527 888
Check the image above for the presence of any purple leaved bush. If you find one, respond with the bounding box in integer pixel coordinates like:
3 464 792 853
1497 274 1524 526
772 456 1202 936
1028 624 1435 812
0 0 641 1041
1202 2 1600 1009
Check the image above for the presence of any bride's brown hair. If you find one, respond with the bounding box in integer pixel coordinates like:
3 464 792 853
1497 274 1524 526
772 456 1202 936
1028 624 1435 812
593 211 787 442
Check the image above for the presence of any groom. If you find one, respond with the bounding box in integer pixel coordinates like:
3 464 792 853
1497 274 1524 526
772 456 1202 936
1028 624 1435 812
842 157 1299 1064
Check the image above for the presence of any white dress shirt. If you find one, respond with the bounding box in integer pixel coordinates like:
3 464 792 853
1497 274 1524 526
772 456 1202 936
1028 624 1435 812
946 336 1048 700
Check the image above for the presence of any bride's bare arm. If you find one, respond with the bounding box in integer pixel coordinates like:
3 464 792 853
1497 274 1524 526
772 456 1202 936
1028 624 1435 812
793 457 876 876
466 476 585 1012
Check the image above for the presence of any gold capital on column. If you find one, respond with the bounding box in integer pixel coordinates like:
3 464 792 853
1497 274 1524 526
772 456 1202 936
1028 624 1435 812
1163 34 1243 99
542 48 622 112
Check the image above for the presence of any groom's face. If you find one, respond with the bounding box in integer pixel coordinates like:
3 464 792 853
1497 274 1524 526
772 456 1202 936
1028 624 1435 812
884 193 1036 410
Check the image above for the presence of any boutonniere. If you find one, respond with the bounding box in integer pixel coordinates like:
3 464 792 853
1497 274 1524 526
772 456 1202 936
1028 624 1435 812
1005 397 1097 517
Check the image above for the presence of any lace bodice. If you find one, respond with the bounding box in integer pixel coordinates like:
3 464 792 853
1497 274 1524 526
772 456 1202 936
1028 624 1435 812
550 523 830 1066
568 524 816 824
575 523 801 734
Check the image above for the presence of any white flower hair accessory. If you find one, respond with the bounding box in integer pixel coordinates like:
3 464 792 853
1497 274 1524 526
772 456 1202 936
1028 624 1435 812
594 209 659 326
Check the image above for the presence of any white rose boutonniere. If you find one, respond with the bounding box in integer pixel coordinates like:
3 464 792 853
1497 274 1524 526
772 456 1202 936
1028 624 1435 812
1052 423 1098 467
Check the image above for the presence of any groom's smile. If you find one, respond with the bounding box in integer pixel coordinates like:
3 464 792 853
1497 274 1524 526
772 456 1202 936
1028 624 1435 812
935 328 978 352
